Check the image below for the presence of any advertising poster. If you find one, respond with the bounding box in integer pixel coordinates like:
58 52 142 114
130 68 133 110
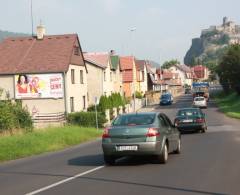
15 73 64 99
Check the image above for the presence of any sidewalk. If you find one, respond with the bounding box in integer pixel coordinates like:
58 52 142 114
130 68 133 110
137 104 158 112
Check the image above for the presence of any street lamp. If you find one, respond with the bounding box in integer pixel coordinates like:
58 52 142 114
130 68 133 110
130 27 136 112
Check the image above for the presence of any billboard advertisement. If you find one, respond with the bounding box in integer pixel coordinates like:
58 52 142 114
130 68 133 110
15 73 64 99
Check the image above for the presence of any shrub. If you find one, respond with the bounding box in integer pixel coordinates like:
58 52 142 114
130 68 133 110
135 91 143 99
0 101 17 131
12 103 33 131
95 93 126 112
67 112 107 128
0 101 33 132
110 108 114 121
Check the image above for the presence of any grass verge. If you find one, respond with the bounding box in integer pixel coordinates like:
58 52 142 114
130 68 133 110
214 91 240 119
0 125 102 162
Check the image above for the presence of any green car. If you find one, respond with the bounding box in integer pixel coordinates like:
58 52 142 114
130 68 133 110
102 112 181 165
174 108 207 133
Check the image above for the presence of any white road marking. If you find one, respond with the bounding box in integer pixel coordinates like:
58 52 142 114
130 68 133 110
25 165 105 195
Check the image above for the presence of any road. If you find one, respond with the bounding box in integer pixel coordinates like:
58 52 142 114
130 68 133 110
1 94 240 195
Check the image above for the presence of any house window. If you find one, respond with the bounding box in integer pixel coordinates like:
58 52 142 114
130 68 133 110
74 46 80 56
141 71 144 81
110 72 112 82
104 71 106 81
70 97 74 112
83 96 86 109
80 70 84 84
71 69 75 84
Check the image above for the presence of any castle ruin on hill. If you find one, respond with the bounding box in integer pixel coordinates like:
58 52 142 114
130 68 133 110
201 17 240 44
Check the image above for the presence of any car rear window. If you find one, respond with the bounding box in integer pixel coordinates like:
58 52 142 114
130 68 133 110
177 109 201 117
112 114 155 126
195 97 205 101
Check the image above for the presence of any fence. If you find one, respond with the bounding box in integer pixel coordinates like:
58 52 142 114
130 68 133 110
32 112 66 128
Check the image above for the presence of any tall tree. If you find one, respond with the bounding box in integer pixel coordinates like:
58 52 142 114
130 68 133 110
161 59 180 69
218 44 240 94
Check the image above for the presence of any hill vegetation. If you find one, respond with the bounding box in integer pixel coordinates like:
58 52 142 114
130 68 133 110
0 30 28 42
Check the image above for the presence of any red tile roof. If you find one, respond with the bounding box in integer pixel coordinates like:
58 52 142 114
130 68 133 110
192 65 207 79
120 56 134 70
135 60 145 71
83 52 109 69
122 70 133 82
0 34 85 74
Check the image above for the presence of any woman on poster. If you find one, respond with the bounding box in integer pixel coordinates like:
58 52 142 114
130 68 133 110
16 74 30 93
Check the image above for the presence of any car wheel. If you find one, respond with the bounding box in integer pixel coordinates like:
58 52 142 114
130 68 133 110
174 139 181 154
104 155 115 165
157 143 168 164
201 127 206 133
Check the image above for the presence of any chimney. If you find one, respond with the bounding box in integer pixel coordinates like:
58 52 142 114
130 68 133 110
36 24 46 40
110 50 115 55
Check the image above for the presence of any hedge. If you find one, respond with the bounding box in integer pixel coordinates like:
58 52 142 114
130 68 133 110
67 112 107 127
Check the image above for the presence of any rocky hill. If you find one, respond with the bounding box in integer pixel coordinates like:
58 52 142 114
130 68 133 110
0 30 28 42
184 17 240 66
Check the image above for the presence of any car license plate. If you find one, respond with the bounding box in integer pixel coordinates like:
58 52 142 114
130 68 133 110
116 145 138 151
182 119 193 123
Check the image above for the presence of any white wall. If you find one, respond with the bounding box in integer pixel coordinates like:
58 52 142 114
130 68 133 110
0 75 14 100
66 64 88 113
86 62 104 106
140 65 148 94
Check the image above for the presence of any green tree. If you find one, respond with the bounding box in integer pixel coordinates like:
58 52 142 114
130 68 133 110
218 44 240 94
161 59 180 69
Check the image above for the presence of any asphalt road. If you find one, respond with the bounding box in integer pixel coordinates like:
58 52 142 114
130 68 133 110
1 94 240 195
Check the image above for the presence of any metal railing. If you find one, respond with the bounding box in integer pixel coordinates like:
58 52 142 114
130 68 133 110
32 112 66 123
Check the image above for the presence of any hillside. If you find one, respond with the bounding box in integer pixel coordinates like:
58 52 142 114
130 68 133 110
184 17 240 67
0 30 28 42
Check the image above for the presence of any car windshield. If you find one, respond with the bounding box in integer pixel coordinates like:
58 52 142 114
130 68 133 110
161 94 170 99
177 109 201 117
195 97 205 101
112 114 155 126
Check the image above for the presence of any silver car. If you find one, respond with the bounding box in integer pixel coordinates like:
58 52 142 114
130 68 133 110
193 96 207 108
102 112 181 165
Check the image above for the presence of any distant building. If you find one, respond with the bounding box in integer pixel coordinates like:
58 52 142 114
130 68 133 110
169 64 194 86
191 65 210 81
84 52 123 105
120 56 137 98
135 60 148 95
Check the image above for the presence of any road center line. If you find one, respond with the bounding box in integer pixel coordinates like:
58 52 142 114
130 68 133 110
25 165 105 195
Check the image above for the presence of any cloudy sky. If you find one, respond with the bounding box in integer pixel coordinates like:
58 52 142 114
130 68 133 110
1 0 240 64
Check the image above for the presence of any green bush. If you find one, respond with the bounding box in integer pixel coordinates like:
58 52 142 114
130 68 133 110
0 101 17 131
12 103 33 131
135 91 143 99
67 112 107 127
95 93 126 112
0 101 33 132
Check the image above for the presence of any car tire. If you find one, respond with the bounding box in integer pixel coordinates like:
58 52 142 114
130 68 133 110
174 139 181 154
104 155 115 165
201 127 206 133
157 143 168 164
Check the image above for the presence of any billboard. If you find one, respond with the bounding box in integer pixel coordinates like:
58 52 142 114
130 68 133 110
15 73 64 99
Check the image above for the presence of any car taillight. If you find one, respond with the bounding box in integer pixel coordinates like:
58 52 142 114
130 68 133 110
196 118 205 123
146 128 160 137
102 127 110 138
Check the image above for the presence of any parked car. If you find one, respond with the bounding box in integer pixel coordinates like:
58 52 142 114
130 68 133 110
184 88 191 94
160 93 173 105
102 112 181 165
193 96 207 108
174 108 207 133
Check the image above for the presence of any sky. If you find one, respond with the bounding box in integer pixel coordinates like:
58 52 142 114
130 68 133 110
1 0 240 64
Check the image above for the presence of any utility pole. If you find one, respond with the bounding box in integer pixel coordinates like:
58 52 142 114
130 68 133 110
130 28 136 112
30 0 34 36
